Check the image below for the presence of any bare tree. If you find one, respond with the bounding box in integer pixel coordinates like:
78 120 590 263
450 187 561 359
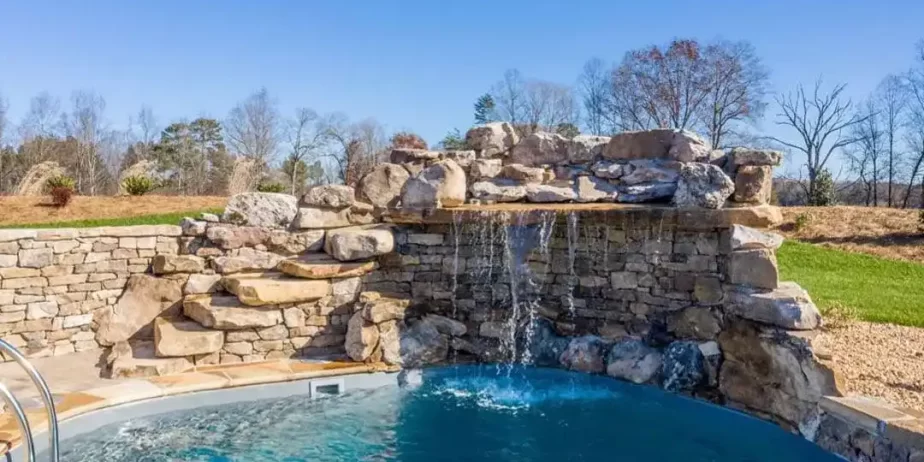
770 80 870 205
284 108 325 195
699 40 769 148
0 92 7 148
62 91 111 195
321 115 388 186
18 92 62 163
578 58 613 135
129 106 159 159
849 99 884 206
226 88 281 167
874 75 907 207
612 39 714 131
490 70 527 125
904 44 924 208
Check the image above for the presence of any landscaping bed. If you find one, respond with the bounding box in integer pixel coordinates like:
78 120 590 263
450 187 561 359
0 195 225 228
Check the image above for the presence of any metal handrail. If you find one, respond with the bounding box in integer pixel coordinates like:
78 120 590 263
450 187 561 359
0 382 35 462
0 340 58 462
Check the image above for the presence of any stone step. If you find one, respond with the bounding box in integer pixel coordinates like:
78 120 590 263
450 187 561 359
183 294 282 329
277 254 377 280
222 272 331 306
107 341 193 378
153 317 225 357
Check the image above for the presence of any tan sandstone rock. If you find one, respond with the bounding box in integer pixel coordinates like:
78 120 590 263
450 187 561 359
345 311 380 362
152 255 206 274
277 254 377 279
324 226 395 261
183 294 282 329
154 318 224 357
222 273 330 306
357 163 410 208
400 159 467 209
96 274 184 346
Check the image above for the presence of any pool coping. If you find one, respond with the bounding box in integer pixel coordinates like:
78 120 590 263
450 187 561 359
0 359 398 456
819 396 924 450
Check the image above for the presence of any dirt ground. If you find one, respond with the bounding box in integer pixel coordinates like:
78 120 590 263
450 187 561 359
0 195 227 226
815 320 924 412
778 206 924 263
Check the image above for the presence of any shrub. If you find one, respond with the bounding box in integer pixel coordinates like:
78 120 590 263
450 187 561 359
50 186 74 207
122 175 156 196
46 175 76 191
793 212 812 232
808 169 836 206
256 182 286 193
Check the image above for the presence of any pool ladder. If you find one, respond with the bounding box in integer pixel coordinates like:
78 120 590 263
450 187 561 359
0 339 59 462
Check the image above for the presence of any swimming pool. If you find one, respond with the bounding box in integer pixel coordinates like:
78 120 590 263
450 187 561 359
50 365 837 461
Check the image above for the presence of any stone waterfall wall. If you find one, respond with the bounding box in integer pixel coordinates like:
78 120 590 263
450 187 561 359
362 211 837 433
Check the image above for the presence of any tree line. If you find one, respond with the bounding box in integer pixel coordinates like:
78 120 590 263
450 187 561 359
0 88 425 197
2 37 924 206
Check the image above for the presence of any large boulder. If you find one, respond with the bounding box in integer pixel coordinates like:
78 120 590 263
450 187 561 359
726 282 821 330
729 147 783 167
668 130 713 162
324 227 395 261
525 183 576 202
345 311 380 362
399 317 449 367
661 341 706 393
470 180 527 202
465 122 520 158
400 159 467 209
301 184 355 209
574 176 618 202
502 164 550 184
277 254 377 279
468 159 504 182
521 319 570 367
602 129 675 160
508 132 569 166
293 206 373 229
357 163 410 208
733 165 773 204
606 338 662 384
603 129 712 162
718 322 841 429
673 163 735 209
222 192 298 228
361 294 411 323
559 335 607 373
15 161 66 196
107 341 193 379
95 275 184 346
619 160 681 185
568 135 610 164
728 248 779 289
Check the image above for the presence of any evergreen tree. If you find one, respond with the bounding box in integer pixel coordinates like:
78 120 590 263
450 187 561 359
438 129 468 150
474 94 496 124
809 169 836 206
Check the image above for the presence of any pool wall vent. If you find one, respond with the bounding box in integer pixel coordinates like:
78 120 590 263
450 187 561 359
310 378 345 398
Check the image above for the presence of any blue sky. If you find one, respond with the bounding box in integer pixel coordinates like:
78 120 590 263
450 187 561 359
1 0 923 171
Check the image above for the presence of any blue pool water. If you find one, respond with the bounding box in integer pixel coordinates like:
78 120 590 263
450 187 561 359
59 365 838 461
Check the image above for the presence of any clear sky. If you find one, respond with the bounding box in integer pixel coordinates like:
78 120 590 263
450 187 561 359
1 0 923 166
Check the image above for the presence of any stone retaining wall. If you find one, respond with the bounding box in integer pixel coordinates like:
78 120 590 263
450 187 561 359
0 225 183 359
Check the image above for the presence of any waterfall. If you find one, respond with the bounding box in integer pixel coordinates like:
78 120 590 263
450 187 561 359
565 211 579 317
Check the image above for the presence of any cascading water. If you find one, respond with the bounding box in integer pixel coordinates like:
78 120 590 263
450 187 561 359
565 211 579 316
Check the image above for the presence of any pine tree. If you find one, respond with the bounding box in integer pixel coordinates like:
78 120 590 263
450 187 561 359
474 94 496 124
809 169 836 206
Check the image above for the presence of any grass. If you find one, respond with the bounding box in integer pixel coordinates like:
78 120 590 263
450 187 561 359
0 209 222 229
778 240 924 328
0 196 227 227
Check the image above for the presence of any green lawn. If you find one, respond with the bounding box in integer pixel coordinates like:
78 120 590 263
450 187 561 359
778 240 924 327
0 209 222 229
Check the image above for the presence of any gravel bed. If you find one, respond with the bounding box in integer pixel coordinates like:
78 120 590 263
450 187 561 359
814 321 924 412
